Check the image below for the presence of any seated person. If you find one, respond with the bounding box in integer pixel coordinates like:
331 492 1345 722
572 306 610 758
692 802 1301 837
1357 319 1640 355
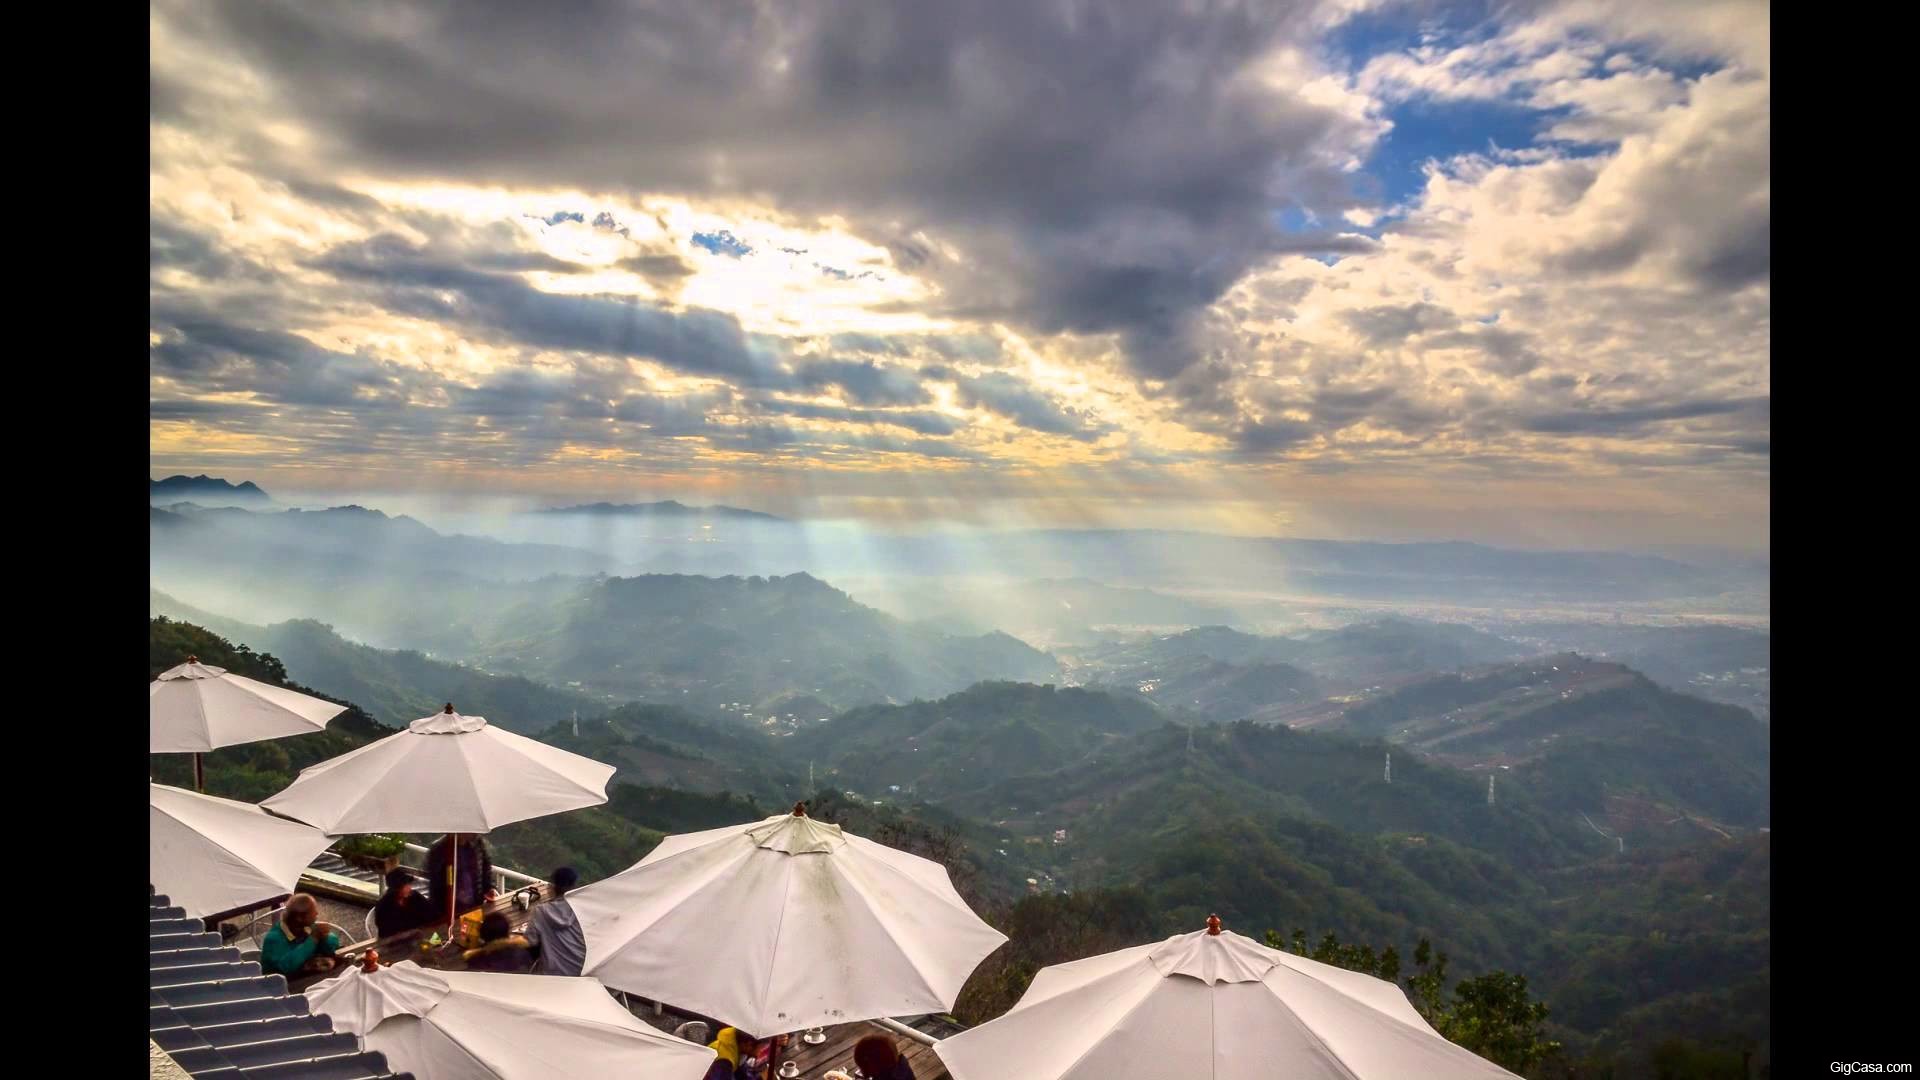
704 1028 788 1080
525 867 586 976
373 868 438 938
259 894 343 979
853 1034 917 1080
461 912 534 973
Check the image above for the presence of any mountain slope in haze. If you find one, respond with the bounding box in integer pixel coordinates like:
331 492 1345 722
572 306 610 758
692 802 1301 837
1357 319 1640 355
152 503 617 590
533 702 803 802
1113 658 1321 721
150 474 272 505
799 682 1167 801
150 590 608 733
1075 619 1524 691
848 576 1240 645
1506 621 1770 720
475 572 1062 711
1331 653 1770 826
534 500 787 522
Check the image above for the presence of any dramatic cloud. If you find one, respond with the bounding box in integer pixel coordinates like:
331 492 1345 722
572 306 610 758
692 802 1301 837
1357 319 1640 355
151 0 1769 549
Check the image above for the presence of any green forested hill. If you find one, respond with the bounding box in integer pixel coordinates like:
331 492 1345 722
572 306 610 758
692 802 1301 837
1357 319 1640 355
796 682 1167 800
152 590 612 733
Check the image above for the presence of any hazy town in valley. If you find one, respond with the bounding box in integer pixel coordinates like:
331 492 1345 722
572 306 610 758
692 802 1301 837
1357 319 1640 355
151 3 1769 1078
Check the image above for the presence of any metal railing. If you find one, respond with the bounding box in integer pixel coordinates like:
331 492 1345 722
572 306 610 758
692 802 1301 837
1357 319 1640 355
873 1017 940 1047
399 842 547 894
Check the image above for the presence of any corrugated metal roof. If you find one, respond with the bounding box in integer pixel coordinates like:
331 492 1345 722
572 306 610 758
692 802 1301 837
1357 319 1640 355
150 886 412 1080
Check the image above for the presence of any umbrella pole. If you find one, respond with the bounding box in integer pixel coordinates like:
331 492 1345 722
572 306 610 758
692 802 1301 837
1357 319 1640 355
193 753 204 793
448 832 459 930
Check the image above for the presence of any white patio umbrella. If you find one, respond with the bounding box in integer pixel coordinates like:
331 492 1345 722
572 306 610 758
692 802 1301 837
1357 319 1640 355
308 960 716 1080
571 803 1008 1034
933 916 1521 1080
150 782 334 920
151 657 348 790
262 704 616 926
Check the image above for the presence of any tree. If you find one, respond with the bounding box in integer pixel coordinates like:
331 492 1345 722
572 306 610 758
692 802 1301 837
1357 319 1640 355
1271 929 1561 1076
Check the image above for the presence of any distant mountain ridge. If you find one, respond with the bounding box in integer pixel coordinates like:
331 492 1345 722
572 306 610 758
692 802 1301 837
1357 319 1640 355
534 500 786 522
150 474 271 505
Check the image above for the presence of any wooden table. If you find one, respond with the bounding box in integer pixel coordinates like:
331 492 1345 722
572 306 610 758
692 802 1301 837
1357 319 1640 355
294 885 553 991
776 1021 949 1080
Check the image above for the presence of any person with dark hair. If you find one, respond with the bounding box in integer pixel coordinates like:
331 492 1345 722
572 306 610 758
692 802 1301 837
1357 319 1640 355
424 834 497 916
373 868 437 938
853 1034 916 1080
259 894 343 978
461 911 533 972
524 866 586 976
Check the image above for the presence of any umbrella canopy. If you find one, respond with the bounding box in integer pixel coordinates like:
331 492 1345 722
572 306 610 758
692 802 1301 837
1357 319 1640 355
260 705 615 835
571 804 1008 1034
308 961 716 1080
150 782 334 919
933 919 1521 1080
150 658 347 753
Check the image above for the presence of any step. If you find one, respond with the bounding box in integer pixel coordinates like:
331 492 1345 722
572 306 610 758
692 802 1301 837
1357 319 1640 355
153 961 263 989
218 1032 361 1070
238 1053 401 1080
153 946 244 970
156 975 289 1009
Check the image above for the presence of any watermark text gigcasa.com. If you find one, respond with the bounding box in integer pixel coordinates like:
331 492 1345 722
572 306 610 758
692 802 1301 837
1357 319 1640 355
1833 1065 1914 1075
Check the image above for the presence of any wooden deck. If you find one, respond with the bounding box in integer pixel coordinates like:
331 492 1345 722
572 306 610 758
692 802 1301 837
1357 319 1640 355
778 1021 950 1079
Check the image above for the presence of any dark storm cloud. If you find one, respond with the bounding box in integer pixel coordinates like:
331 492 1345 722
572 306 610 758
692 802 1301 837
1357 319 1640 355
795 360 931 406
160 0 1376 381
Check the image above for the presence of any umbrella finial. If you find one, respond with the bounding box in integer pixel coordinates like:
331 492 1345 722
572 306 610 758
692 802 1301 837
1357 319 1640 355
1206 914 1222 936
793 801 808 817
362 950 380 972
186 654 199 664
443 702 455 713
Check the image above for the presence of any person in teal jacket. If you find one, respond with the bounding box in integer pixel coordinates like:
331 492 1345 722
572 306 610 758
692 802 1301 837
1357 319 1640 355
259 894 343 978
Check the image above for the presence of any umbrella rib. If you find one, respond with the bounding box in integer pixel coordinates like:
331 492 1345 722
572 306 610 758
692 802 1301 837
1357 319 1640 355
756 857 799 1033
826 859 953 1007
1268 958 1440 1037
1033 962 1174 1080
452 734 493 831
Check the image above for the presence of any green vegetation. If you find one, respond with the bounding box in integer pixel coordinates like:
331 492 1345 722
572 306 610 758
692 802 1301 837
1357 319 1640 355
798 681 1165 800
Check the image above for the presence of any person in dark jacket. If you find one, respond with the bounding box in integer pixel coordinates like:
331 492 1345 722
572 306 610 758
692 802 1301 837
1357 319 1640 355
524 866 586 976
373 868 438 938
853 1034 916 1080
424 834 496 915
461 912 534 973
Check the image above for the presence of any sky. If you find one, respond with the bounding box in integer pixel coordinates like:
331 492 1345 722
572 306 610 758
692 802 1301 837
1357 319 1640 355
150 0 1769 553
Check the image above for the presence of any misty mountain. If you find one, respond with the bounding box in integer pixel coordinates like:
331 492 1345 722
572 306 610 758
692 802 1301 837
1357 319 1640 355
151 503 619 610
1332 654 1769 826
534 500 788 522
1504 622 1770 719
533 702 802 801
150 474 271 506
781 530 1752 604
1101 658 1322 722
149 589 609 734
472 572 1062 711
1075 619 1524 691
799 682 1168 801
847 576 1238 645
